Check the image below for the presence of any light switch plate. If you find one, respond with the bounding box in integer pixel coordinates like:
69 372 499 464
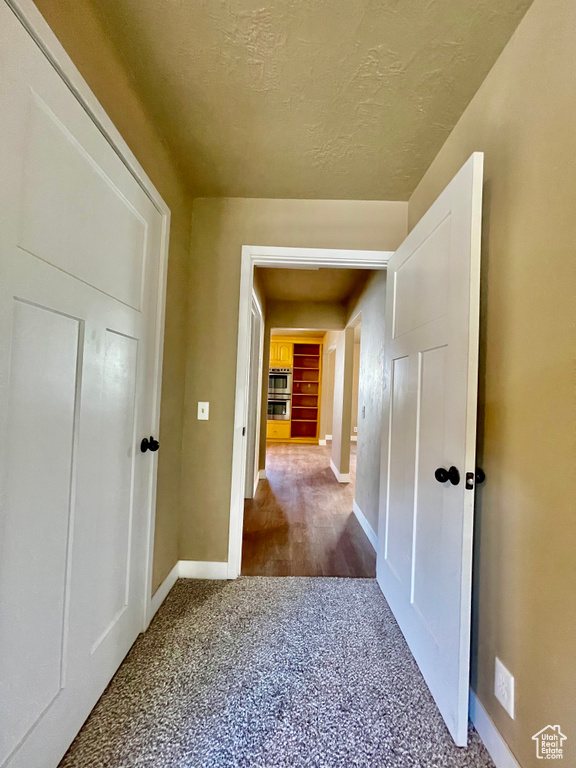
198 402 209 420
494 657 515 719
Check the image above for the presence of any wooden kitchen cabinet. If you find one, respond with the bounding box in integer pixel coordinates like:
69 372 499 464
269 339 293 366
266 421 291 440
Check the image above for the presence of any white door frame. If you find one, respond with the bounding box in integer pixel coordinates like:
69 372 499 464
228 245 393 578
6 0 171 630
244 292 264 499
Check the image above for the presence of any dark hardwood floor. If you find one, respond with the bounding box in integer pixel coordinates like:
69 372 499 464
242 442 376 577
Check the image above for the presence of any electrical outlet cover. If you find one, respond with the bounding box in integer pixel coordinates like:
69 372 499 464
494 657 515 719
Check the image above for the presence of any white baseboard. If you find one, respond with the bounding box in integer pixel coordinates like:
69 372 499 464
178 560 229 580
353 499 378 551
469 691 521 768
351 435 357 442
319 439 327 446
258 469 266 479
330 457 350 483
149 561 179 623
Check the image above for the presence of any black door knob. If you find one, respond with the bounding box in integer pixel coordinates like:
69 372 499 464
475 467 486 484
141 436 159 453
435 467 449 483
435 466 460 485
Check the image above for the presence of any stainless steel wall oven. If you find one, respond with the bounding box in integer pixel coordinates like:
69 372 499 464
268 367 292 395
267 395 291 420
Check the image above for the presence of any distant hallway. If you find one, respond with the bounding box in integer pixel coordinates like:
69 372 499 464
242 442 375 577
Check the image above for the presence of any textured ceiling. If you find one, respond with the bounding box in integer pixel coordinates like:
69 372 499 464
256 267 371 303
89 0 532 199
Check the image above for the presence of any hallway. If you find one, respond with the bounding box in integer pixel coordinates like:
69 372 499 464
242 442 375 577
59 578 494 768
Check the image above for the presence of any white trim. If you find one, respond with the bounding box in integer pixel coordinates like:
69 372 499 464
330 457 351 483
179 560 229 580
318 439 327 446
247 245 392 269
258 469 267 479
228 245 393 579
325 434 332 441
353 500 378 551
149 562 179 621
469 691 521 768
5 0 172 636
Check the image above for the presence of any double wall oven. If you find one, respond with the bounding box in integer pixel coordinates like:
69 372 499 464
268 367 292 420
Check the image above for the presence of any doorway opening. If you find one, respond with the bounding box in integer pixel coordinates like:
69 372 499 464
238 261 383 578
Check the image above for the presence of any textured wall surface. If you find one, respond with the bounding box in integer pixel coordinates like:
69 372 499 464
409 0 576 763
266 301 346 331
331 328 355 477
256 268 371 304
347 272 387 534
33 0 193 593
182 198 407 562
83 0 532 199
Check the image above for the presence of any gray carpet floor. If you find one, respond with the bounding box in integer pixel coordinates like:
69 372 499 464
59 578 494 768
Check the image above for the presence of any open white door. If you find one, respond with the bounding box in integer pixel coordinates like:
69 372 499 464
377 153 483 746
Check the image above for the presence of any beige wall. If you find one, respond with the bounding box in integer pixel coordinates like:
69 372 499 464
409 0 576 763
182 198 407 561
346 271 387 534
34 0 193 593
267 300 345 330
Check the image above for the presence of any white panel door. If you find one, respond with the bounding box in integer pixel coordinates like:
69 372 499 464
0 4 165 767
377 153 483 746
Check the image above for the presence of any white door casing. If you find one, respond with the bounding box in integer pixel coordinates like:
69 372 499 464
377 153 483 746
229 247 392 578
0 3 169 767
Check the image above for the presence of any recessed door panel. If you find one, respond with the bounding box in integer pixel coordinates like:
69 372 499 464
411 345 448 646
18 93 147 310
385 355 414 588
90 330 139 653
0 301 80 765
392 216 450 339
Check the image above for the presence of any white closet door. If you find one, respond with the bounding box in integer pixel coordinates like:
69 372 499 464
0 4 165 767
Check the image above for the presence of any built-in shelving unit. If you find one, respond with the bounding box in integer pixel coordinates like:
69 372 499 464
291 344 321 440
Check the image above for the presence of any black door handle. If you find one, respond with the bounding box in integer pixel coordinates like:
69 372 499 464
141 436 159 453
435 466 460 485
435 467 448 483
